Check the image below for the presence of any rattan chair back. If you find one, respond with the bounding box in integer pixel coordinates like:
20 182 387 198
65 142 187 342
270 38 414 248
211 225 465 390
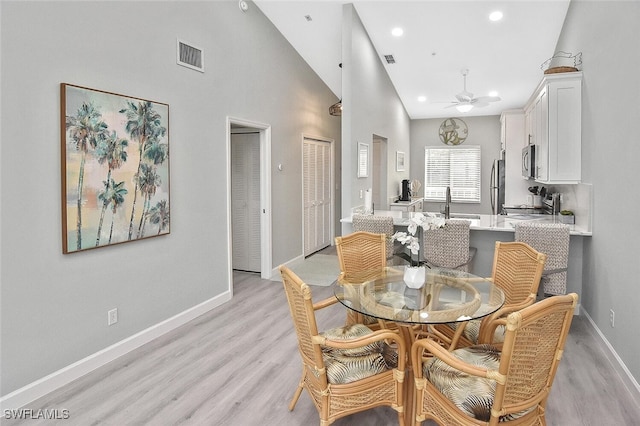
335 231 387 282
423 219 475 272
491 241 546 306
352 214 395 259
279 265 407 426
412 293 578 425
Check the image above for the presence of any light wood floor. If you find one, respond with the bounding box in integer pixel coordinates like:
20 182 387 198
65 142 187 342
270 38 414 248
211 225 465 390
6 270 640 425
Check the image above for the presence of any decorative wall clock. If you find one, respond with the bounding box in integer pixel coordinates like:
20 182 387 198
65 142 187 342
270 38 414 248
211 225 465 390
438 117 468 146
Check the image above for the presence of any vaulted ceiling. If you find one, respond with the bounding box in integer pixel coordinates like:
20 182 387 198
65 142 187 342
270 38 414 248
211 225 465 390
254 0 571 119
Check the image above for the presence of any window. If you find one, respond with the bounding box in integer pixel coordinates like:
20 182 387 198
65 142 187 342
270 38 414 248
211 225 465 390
424 146 481 203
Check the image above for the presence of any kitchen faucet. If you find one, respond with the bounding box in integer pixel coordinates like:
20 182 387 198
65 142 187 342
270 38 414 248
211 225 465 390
444 186 451 219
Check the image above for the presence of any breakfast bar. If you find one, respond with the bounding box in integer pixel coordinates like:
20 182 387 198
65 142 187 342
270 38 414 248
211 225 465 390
341 210 591 312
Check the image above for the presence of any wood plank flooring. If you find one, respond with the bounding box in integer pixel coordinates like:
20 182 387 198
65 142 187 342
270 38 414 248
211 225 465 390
5 270 640 425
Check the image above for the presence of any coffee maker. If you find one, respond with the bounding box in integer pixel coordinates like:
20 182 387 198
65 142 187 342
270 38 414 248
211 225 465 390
400 179 411 201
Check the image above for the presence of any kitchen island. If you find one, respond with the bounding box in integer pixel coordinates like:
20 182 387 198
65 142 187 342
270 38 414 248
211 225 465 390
341 210 591 312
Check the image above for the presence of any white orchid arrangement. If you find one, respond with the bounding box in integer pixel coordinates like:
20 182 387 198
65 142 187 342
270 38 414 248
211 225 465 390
392 212 446 267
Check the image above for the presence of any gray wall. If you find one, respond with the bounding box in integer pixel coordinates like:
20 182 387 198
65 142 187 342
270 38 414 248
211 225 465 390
410 116 502 215
0 1 340 395
341 4 411 223
555 1 640 384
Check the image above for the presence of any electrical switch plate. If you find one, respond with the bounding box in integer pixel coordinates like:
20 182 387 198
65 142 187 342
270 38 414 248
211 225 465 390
609 309 615 327
108 308 118 326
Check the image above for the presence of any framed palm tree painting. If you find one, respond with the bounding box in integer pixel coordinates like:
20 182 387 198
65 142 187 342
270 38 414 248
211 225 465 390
61 83 170 253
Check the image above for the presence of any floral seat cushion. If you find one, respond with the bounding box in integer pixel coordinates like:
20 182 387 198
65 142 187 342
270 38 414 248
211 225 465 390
424 344 533 422
320 324 397 384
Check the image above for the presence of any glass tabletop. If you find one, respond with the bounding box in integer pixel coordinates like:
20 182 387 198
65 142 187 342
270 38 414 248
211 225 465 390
333 266 505 325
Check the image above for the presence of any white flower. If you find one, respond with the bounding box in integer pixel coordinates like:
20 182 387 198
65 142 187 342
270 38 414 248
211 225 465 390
392 213 446 260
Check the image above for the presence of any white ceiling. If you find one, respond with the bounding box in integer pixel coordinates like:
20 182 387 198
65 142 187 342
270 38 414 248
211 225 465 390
253 0 571 119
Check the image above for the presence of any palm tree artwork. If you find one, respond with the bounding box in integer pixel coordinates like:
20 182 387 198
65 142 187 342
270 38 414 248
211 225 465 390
149 200 170 235
94 130 128 247
65 102 108 250
119 100 167 241
61 84 170 254
98 179 128 245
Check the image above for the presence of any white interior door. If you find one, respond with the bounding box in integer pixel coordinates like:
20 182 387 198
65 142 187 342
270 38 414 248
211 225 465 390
231 132 261 272
304 138 332 256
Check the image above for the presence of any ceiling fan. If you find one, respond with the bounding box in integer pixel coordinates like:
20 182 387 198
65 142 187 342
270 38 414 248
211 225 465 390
445 69 501 113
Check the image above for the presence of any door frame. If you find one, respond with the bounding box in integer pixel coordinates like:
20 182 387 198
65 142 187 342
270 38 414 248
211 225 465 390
226 117 272 287
302 134 335 255
372 134 388 210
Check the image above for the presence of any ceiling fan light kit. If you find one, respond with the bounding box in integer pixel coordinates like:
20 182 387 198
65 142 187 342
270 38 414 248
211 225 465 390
456 103 474 113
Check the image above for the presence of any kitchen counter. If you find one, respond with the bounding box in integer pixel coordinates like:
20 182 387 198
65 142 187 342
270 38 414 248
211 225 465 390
341 210 591 236
341 210 589 313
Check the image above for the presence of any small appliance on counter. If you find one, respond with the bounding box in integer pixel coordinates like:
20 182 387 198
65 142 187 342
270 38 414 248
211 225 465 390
400 179 411 201
543 193 561 215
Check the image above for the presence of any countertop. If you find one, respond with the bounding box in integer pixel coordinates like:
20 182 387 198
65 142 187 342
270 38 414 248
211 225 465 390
341 210 591 236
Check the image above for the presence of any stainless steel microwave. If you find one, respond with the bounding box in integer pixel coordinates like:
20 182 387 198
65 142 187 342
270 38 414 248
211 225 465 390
522 144 536 179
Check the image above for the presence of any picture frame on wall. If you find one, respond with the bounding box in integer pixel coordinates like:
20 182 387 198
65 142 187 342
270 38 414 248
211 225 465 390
396 151 405 172
61 83 170 254
357 142 369 178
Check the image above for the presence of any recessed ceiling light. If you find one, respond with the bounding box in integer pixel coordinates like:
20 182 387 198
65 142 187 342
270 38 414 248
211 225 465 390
418 96 427 102
489 91 499 97
489 11 503 21
391 27 404 37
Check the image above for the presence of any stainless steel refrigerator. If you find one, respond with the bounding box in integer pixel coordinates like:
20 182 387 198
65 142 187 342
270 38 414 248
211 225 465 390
490 158 505 215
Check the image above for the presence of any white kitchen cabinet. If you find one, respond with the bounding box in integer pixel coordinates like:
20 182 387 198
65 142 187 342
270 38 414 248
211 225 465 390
500 110 530 206
525 72 582 184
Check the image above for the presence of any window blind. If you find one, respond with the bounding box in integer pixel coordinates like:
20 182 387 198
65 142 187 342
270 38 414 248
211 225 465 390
424 146 481 203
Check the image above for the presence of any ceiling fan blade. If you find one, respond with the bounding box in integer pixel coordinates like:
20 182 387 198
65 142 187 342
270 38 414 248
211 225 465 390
444 103 459 109
473 96 501 103
471 101 489 108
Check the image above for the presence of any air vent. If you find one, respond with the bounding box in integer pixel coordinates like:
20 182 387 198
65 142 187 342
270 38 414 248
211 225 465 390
177 39 204 72
384 54 396 64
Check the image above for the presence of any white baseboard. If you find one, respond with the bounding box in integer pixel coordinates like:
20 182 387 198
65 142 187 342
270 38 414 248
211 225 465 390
581 307 640 402
0 291 232 412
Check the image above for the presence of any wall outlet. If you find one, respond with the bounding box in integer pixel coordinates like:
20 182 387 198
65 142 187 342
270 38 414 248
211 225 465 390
609 309 615 328
108 308 118 326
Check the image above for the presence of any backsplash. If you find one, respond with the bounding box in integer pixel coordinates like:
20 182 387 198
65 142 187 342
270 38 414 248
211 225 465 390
553 183 592 232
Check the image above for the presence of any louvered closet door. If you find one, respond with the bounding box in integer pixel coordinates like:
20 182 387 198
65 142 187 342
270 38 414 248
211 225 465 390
304 139 331 256
231 133 261 272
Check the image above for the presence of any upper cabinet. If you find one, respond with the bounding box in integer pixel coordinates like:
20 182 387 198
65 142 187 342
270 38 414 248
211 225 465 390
524 72 582 184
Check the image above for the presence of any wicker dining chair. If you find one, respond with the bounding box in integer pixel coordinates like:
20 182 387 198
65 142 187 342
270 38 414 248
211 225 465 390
422 219 476 272
433 241 547 349
411 293 578 425
279 265 407 426
335 231 388 328
515 222 570 297
352 214 399 263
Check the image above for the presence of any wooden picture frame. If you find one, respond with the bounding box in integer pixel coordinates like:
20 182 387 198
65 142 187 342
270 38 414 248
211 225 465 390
61 83 170 253
357 143 369 178
396 151 405 171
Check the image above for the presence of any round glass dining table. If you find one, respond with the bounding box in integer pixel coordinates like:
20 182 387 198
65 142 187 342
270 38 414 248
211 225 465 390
333 265 505 425
333 265 505 327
